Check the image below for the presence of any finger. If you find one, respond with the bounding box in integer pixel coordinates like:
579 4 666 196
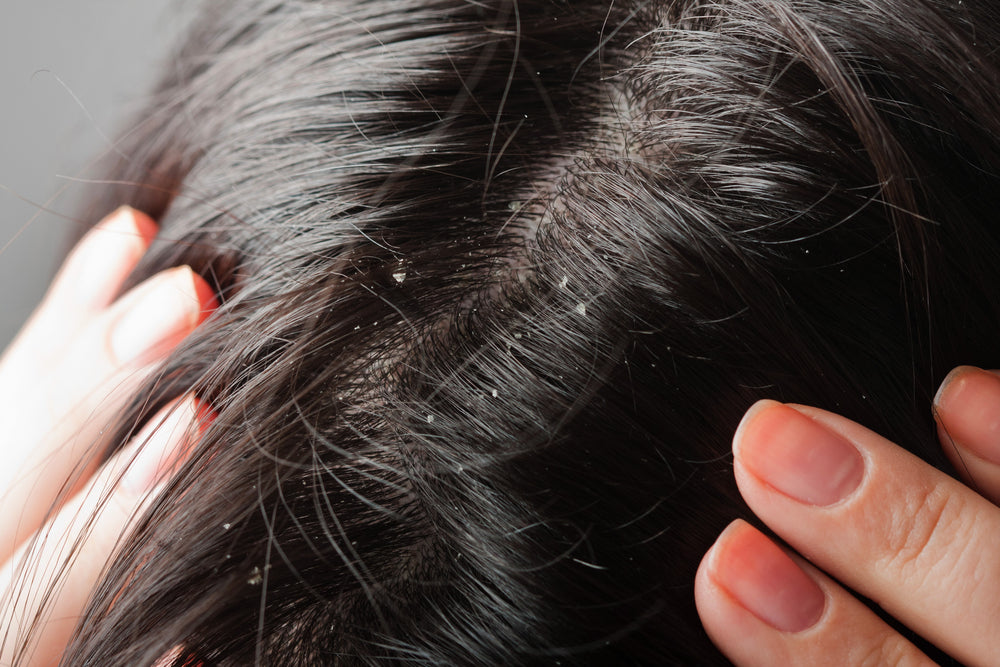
733 401 1000 667
933 366 1000 504
696 520 934 667
0 266 216 559
1 207 157 368
47 207 159 314
0 397 204 667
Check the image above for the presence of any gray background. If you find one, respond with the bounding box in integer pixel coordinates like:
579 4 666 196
0 0 193 348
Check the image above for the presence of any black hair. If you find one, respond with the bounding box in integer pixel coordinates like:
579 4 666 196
38 0 1000 663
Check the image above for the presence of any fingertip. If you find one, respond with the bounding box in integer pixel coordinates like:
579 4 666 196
695 523 739 640
98 205 157 240
733 401 865 508
934 366 1000 466
695 521 751 661
696 520 750 615
696 520 832 667
933 366 1000 502
107 266 216 365
58 207 160 310
701 520 826 634
184 267 219 324
732 399 783 456
932 365 980 414
123 206 158 245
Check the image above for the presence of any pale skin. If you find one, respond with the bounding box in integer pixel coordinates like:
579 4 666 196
696 375 1000 665
0 207 215 667
0 207 996 665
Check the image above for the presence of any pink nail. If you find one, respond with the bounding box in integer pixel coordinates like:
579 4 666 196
935 366 1000 465
735 401 864 506
709 521 826 632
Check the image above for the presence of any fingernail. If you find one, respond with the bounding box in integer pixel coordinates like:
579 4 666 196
153 647 204 667
121 397 203 495
109 266 215 364
735 400 864 506
708 521 826 632
934 366 1000 465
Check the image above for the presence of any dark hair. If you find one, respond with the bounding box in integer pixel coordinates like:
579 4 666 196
43 0 1000 663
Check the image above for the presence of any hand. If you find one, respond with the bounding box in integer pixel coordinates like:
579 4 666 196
695 367 1000 666
0 208 216 666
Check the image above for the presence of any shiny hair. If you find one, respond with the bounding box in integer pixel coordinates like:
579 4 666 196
50 0 1000 663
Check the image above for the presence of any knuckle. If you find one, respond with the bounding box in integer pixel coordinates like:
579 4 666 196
874 481 960 581
856 632 929 667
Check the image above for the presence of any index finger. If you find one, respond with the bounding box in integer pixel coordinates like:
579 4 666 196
733 401 1000 667
5 208 157 359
